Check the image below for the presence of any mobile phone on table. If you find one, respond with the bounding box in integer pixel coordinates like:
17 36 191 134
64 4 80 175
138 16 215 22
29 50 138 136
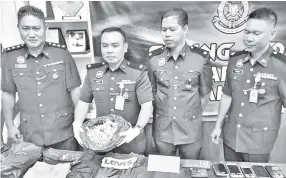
213 163 229 176
226 164 244 178
241 167 256 178
252 165 270 178
265 166 286 178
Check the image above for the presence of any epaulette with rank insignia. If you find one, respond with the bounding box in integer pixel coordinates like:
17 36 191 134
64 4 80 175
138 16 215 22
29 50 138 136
272 51 286 64
229 50 248 58
190 45 209 58
127 61 145 71
86 62 105 70
148 44 165 59
5 44 25 52
47 42 67 50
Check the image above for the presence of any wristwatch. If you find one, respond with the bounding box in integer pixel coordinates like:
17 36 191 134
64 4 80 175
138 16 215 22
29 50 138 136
134 125 144 133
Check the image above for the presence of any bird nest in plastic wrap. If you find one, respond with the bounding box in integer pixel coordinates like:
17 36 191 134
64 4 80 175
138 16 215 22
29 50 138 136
80 114 131 152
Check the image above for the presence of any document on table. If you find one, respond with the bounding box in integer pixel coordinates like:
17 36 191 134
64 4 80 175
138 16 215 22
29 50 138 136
147 155 180 173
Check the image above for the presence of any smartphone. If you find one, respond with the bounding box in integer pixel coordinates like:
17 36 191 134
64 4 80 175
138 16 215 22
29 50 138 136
252 165 271 178
265 166 286 178
213 163 229 176
226 164 244 178
241 167 256 178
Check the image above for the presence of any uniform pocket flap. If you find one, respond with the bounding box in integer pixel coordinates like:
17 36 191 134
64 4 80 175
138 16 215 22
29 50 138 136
12 69 31 77
20 113 31 123
253 121 277 132
91 83 105 91
45 64 65 73
124 84 135 92
56 106 74 118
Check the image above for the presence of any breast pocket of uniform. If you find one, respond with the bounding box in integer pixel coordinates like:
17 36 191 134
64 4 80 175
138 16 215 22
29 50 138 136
155 70 170 90
123 84 136 103
231 74 243 91
181 70 199 91
91 82 105 103
45 65 65 85
257 79 278 106
12 69 32 89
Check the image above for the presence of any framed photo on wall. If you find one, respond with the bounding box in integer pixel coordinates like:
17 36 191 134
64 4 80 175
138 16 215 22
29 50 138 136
66 30 90 54
46 28 66 46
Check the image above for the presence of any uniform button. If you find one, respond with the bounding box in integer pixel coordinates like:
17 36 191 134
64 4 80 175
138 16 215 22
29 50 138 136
246 80 250 83
160 78 163 81
174 86 178 89
262 83 265 86
96 88 99 91
244 91 247 95
237 124 241 128
110 88 114 91
20 73 23 76
173 106 177 109
239 113 243 117
111 77 114 80
53 69 56 72
174 97 177 100
234 76 237 79
38 93 41 96
193 116 196 119
39 104 43 107
35 60 39 63
41 114 44 118
37 82 41 85
64 113 67 116
174 76 178 80
110 98 114 102
250 68 254 72
241 103 244 106
36 71 40 75
175 66 178 69
173 116 176 120
264 127 268 131
110 109 114 112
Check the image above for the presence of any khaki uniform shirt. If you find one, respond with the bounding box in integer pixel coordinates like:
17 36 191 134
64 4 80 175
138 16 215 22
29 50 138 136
147 44 213 145
1 42 81 146
222 47 286 154
80 59 153 126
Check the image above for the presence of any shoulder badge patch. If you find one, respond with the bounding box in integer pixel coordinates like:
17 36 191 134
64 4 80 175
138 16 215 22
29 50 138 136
190 45 209 58
47 42 67 50
5 44 25 52
86 62 106 70
127 61 145 71
148 44 165 59
229 50 248 58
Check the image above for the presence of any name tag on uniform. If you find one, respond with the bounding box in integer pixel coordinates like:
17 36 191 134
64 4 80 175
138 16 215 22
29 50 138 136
233 69 243 74
115 96 125 110
15 64 27 68
156 70 168 74
249 88 258 103
92 79 103 84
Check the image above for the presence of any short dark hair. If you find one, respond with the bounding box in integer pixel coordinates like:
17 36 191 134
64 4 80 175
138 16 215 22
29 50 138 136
248 7 277 27
161 8 188 27
101 27 126 43
17 5 45 24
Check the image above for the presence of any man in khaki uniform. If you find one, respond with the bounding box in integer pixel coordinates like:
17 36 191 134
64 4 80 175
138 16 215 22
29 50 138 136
1 5 81 150
73 27 153 154
147 8 212 159
211 8 286 162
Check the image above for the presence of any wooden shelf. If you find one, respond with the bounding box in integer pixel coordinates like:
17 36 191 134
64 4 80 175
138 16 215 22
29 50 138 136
72 52 91 59
46 19 88 23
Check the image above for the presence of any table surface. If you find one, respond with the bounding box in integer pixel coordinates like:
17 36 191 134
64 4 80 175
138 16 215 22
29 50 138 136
145 159 286 178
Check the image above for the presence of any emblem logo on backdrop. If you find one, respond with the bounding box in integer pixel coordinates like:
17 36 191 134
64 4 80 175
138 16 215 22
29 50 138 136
212 1 249 34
